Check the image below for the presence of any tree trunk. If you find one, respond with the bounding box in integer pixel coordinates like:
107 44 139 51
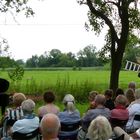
109 58 120 96
109 47 124 97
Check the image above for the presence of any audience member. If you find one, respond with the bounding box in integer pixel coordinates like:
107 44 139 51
128 81 136 92
110 95 129 128
87 115 113 140
115 88 124 98
125 88 135 106
126 88 140 132
11 99 39 134
81 94 111 132
38 91 60 119
58 94 80 139
40 113 60 140
114 126 134 140
4 93 26 127
58 94 80 122
87 91 98 110
0 78 10 115
104 89 115 110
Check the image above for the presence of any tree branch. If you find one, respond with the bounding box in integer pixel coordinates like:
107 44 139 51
86 0 119 45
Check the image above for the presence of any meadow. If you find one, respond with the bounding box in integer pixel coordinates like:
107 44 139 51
0 69 140 115
0 69 139 96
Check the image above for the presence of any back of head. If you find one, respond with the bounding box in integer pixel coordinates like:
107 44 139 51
13 93 26 107
115 88 124 97
63 94 75 104
21 99 35 114
135 88 140 100
104 89 113 98
94 94 106 106
87 115 112 140
115 95 127 106
63 94 75 113
88 91 98 102
43 91 55 103
125 88 135 104
40 113 60 139
128 81 136 91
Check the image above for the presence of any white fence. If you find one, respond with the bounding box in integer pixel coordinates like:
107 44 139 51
125 60 140 72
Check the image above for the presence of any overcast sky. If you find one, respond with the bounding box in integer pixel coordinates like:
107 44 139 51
0 0 107 61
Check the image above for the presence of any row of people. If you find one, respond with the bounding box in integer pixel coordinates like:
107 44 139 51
0 81 139 139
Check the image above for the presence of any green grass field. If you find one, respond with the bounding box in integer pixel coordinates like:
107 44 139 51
0 70 140 116
0 70 140 93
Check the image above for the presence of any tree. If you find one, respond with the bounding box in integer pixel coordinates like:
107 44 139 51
78 0 140 92
123 34 140 66
77 45 100 66
0 0 34 17
26 55 39 67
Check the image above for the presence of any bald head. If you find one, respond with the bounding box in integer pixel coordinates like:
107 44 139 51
40 113 60 139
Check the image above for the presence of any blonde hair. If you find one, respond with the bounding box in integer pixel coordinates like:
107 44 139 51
13 93 26 106
87 116 112 140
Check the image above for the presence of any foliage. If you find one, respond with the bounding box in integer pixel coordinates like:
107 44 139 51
8 65 24 81
0 0 34 17
123 34 140 66
0 56 17 69
26 46 103 68
77 0 140 92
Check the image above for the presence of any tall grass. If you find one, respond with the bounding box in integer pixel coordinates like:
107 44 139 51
0 70 140 102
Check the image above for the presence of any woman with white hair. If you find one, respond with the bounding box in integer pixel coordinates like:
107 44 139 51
58 94 80 122
87 115 113 140
58 94 80 139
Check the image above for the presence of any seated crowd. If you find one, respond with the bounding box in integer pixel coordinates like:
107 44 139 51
1 81 140 140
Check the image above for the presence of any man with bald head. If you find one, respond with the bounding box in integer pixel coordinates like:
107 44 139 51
40 113 61 140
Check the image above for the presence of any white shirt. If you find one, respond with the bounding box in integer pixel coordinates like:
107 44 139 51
12 116 39 133
126 103 140 130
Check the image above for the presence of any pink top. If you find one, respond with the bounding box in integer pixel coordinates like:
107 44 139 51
111 105 129 120
38 104 60 117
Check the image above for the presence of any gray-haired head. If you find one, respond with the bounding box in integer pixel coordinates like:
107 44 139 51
87 115 112 140
63 94 75 104
21 99 35 114
40 113 60 139
63 94 76 113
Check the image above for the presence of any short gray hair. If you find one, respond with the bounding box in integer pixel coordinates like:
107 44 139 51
21 99 35 113
87 115 112 140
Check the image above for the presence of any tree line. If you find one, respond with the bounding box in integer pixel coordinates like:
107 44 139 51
0 44 139 69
